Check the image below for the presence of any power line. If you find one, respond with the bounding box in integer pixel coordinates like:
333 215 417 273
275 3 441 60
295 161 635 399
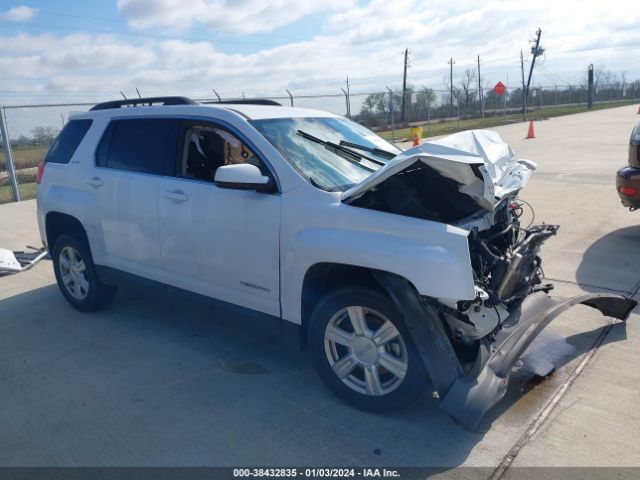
3 17 640 69
0 20 304 48
448 57 455 115
6 11 307 41
19 9 312 43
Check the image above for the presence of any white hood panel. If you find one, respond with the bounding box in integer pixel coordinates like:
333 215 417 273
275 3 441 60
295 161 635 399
343 129 536 210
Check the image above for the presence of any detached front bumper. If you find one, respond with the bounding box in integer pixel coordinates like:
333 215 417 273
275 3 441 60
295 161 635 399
439 292 636 427
374 273 637 429
616 166 640 209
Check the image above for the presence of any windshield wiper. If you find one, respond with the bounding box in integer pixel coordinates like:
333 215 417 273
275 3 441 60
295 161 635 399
338 140 396 160
296 130 378 170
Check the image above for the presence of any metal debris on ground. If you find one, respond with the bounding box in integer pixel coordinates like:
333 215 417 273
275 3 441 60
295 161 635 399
0 246 48 275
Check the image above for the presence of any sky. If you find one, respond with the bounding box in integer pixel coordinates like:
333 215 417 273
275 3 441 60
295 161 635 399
1 0 640 105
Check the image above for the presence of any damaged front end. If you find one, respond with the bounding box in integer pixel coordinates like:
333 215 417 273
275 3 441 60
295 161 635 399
377 270 635 429
351 130 637 428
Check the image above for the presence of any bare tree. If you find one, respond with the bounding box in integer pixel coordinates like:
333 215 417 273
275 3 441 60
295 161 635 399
31 126 58 145
456 68 477 108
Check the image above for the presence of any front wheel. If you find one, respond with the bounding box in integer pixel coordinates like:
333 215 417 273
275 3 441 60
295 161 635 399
308 287 429 412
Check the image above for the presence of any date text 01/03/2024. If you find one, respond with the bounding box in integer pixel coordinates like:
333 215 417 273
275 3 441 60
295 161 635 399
232 468 400 478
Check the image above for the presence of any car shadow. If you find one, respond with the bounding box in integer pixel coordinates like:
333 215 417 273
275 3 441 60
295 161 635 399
0 280 628 468
575 225 640 294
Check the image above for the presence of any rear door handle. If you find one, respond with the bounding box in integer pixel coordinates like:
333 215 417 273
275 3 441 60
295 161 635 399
86 176 103 187
163 190 188 202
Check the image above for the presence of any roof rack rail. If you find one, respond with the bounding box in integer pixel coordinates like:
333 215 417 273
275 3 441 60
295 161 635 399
90 96 196 111
200 98 282 106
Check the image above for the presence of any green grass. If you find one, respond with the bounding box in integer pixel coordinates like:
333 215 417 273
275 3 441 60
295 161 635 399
0 182 36 204
0 145 48 170
377 100 638 141
0 145 46 204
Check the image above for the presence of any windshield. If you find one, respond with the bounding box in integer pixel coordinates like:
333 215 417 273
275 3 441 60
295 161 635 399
251 117 401 192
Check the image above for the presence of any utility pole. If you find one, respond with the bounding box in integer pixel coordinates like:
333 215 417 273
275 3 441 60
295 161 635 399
520 50 526 121
587 64 594 109
345 76 352 118
386 87 395 143
401 48 409 123
477 55 484 119
525 28 543 114
448 57 455 117
341 76 351 118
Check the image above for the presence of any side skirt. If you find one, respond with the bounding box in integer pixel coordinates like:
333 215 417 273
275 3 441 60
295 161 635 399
95 265 303 350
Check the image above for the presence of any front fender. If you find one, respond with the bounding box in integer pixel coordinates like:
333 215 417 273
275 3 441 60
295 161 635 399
280 207 476 325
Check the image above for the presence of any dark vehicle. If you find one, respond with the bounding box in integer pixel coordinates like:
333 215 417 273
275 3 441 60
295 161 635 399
616 122 640 210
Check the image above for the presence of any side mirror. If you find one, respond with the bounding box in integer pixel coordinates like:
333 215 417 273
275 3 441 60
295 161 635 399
214 164 275 193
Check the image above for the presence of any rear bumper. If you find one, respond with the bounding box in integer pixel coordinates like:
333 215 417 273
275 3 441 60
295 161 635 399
374 273 637 429
616 166 640 208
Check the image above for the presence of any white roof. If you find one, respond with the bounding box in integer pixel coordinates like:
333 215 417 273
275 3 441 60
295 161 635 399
207 103 339 120
75 102 339 121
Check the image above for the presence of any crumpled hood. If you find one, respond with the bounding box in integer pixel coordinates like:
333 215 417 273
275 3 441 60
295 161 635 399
342 129 536 210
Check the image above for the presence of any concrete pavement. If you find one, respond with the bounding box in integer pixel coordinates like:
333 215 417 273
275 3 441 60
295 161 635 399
0 105 638 470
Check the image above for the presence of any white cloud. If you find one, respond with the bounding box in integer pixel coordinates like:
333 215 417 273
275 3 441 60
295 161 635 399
1 5 39 21
117 0 354 34
1 0 640 102
0 33 156 79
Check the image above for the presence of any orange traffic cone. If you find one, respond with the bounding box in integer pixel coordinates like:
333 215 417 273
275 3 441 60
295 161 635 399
525 120 535 139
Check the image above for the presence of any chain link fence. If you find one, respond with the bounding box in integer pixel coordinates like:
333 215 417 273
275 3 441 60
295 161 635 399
1 81 639 204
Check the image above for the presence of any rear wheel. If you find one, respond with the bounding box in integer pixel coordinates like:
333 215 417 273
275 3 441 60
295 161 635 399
308 287 429 412
52 234 116 312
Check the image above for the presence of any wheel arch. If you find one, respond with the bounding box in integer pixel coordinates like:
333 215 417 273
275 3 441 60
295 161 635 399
298 262 414 349
45 212 90 254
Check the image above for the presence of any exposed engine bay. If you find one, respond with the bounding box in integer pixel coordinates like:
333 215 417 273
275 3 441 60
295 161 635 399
438 196 559 347
343 130 561 348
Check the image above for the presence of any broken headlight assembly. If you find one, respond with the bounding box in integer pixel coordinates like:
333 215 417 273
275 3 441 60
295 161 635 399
433 197 560 347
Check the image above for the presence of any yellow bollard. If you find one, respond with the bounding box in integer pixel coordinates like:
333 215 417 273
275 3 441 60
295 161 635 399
410 126 423 146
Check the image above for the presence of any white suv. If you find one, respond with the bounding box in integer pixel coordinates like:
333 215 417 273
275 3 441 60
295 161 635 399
36 96 635 428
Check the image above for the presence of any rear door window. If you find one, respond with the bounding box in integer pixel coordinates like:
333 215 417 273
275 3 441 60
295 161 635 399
44 119 92 164
96 118 180 175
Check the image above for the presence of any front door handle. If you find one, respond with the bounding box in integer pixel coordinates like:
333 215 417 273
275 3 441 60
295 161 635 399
163 190 188 202
86 176 103 187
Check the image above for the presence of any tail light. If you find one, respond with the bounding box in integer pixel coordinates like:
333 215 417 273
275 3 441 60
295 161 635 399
618 185 637 196
35 160 46 184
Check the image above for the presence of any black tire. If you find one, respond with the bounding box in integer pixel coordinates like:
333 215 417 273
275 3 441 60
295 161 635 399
308 286 429 412
52 234 117 312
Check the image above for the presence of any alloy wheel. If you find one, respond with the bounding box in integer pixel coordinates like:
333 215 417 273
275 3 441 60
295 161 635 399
324 306 408 396
59 245 90 301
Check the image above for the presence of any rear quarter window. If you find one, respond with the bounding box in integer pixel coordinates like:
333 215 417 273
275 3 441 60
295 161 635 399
44 119 93 164
96 118 179 175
